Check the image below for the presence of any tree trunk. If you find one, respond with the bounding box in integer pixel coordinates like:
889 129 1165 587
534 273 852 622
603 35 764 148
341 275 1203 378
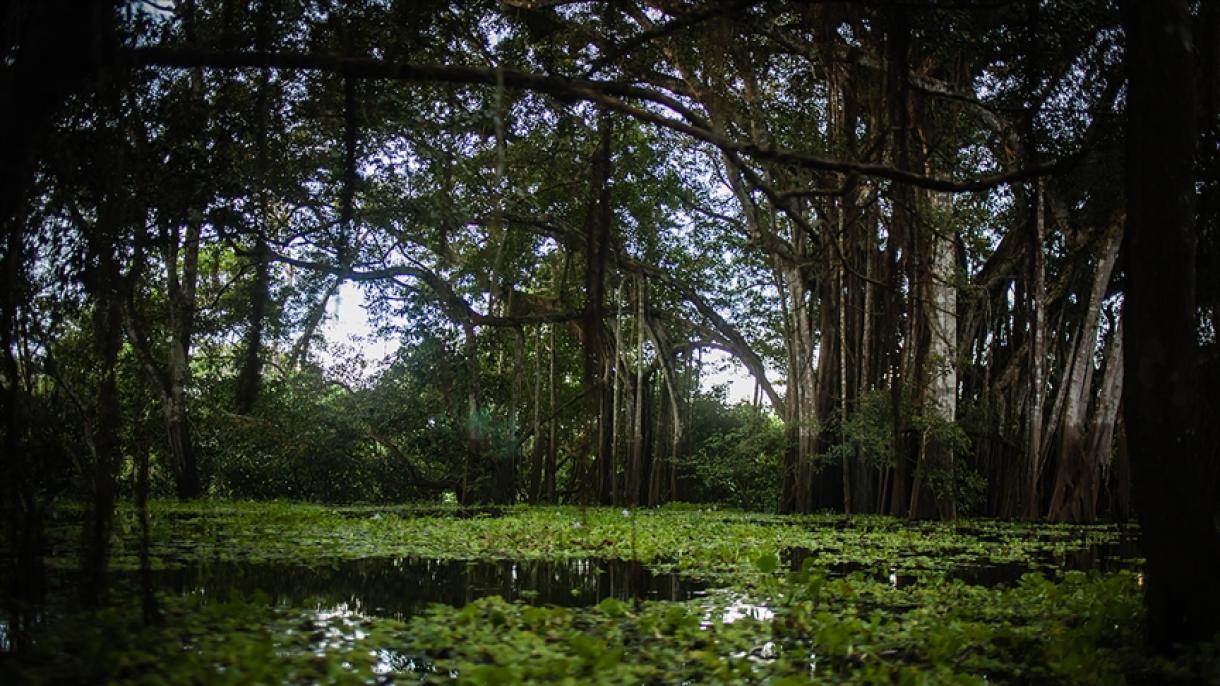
235 231 270 413
1024 181 1047 519
884 3 913 517
493 325 525 504
911 189 958 520
288 276 340 367
160 210 204 500
786 264 819 514
1090 314 1123 519
629 276 646 507
1046 219 1121 522
582 111 612 504
608 281 624 502
644 313 684 506
235 16 274 414
839 253 852 514
596 355 613 504
1122 0 1220 649
461 322 483 505
545 323 558 502
648 381 668 506
529 327 545 503
80 210 126 609
0 135 48 641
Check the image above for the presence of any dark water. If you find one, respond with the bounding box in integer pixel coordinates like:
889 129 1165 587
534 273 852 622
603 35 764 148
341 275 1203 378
784 534 1142 588
121 556 707 619
0 556 705 654
331 506 506 520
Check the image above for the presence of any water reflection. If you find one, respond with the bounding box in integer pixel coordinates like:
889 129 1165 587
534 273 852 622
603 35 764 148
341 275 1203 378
332 506 506 520
138 556 707 619
720 596 774 623
784 536 1141 589
946 561 1030 587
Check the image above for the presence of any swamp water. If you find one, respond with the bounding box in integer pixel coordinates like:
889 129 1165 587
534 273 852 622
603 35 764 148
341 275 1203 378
2 507 1174 684
2 519 1141 639
784 534 1142 589
102 531 1140 622
128 556 708 618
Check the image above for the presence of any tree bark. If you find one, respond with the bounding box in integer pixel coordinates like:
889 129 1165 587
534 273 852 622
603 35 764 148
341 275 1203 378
545 323 558 502
1122 0 1220 649
609 281 625 503
461 322 483 505
235 232 270 413
582 111 613 504
644 311 684 506
529 327 545 503
1024 181 1047 519
1046 219 1122 522
910 189 958 521
162 213 204 500
80 194 126 609
629 276 646 506
883 3 913 517
1090 313 1124 518
235 5 274 414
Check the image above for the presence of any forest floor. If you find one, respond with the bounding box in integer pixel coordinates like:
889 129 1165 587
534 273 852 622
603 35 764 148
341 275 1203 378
1 502 1217 684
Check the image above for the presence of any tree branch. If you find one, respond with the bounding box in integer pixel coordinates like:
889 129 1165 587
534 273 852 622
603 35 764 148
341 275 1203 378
131 47 1063 192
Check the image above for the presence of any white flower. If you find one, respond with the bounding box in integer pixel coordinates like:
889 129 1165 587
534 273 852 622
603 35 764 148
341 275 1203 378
622 509 631 518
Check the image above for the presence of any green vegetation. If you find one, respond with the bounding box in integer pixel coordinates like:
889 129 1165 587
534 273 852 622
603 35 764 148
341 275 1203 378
5 502 1216 684
36 501 1124 577
4 1 1220 681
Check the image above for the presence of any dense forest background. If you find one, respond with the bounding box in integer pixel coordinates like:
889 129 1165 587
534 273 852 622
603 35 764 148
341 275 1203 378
2 0 1218 649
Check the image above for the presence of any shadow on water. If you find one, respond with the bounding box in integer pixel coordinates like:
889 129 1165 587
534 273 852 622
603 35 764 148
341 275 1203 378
0 556 705 658
784 533 1142 589
332 506 507 520
130 556 707 619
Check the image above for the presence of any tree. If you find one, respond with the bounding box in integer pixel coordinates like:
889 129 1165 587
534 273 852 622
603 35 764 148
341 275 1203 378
6 1 1217 650
1121 0 1220 649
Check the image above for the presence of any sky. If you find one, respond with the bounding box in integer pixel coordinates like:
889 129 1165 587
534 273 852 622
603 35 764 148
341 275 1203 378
319 282 400 373
320 282 761 405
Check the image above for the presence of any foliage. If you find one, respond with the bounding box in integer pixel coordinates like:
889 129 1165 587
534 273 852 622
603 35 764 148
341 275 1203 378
198 339 469 503
684 398 784 511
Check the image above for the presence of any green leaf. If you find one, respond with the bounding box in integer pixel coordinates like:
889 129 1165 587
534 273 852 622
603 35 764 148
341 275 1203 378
757 550 779 574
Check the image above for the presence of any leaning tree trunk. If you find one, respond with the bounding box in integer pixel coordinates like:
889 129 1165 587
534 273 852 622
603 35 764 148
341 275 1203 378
1089 314 1123 519
1046 218 1121 522
1123 0 1220 649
